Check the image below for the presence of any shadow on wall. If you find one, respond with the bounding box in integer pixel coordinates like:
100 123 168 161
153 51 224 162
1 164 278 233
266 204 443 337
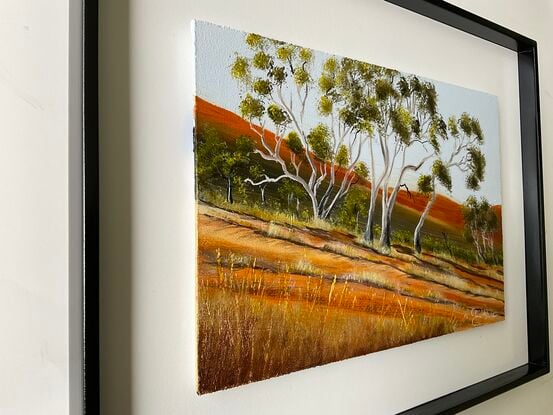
99 0 133 413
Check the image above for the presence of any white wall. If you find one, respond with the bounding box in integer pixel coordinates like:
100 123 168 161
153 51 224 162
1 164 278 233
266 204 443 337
97 0 553 414
0 1 73 414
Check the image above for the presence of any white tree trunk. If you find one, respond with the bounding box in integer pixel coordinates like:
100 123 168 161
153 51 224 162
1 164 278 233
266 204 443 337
413 189 436 254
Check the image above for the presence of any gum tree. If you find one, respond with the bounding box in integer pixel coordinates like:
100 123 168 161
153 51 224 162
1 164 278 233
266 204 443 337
413 113 486 254
314 57 378 219
232 34 369 219
318 59 386 242
462 196 498 262
377 75 446 251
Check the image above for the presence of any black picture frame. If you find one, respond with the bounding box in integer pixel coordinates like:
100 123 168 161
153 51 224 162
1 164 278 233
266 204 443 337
80 0 547 413
383 1 549 414
83 0 99 413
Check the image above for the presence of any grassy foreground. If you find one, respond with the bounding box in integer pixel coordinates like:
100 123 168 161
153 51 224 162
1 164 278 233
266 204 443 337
196 203 504 393
198 266 457 394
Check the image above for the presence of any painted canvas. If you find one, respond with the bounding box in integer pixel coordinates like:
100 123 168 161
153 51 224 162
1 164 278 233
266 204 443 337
194 21 504 394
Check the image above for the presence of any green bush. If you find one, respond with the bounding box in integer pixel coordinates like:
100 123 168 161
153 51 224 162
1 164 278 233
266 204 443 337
391 229 413 245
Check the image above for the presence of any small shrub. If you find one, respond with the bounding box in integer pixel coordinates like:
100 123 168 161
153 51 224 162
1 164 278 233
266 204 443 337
391 229 413 245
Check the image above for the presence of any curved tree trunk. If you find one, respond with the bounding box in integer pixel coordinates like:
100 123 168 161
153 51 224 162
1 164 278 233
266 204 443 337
379 156 431 251
413 190 436 254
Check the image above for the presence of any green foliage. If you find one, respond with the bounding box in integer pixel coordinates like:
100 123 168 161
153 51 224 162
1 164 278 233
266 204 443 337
354 161 369 179
462 196 495 230
336 187 369 232
466 175 479 190
245 33 264 49
458 113 484 142
335 144 349 167
235 135 255 154
267 104 290 126
417 174 434 195
409 76 422 94
276 45 294 61
239 94 264 120
278 179 304 198
196 126 254 203
293 67 310 86
252 51 272 70
252 78 272 96
231 56 249 80
318 95 333 115
431 160 452 192
323 57 338 73
307 124 332 161
215 135 254 178
468 146 486 180
232 174 247 199
265 68 283 86
286 131 304 154
318 74 334 92
196 125 227 181
248 163 264 180
411 118 421 138
448 115 459 136
426 112 486 200
428 116 447 152
338 107 358 127
298 48 313 63
459 112 473 135
465 146 486 191
375 78 396 101
277 179 306 215
398 76 410 97
420 236 479 264
391 106 412 144
391 229 413 245
462 196 500 264
418 81 438 116
471 118 483 142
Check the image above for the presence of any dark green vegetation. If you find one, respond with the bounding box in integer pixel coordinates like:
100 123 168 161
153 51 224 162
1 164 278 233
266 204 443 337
462 196 501 264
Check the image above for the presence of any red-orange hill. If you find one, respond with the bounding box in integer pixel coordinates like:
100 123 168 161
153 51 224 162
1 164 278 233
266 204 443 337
195 96 499 232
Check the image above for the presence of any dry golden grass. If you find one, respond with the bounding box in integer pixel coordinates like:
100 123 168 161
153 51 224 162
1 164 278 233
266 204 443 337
196 205 505 394
195 255 499 394
403 263 504 301
198 283 456 394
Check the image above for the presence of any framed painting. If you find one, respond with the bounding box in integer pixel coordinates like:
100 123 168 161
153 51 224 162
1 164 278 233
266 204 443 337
192 0 548 413
82 0 547 414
